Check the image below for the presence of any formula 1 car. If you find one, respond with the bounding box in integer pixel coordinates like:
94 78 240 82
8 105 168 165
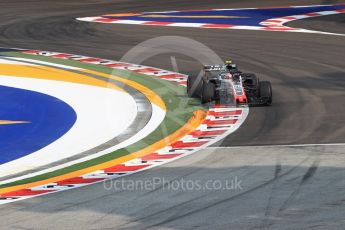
187 61 272 106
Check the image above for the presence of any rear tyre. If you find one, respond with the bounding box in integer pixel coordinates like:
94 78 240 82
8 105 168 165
201 82 215 104
259 81 272 106
187 75 203 98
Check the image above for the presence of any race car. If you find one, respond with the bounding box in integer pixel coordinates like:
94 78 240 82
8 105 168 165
186 60 272 106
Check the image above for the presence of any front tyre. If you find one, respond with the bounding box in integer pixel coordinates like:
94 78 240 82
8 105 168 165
201 82 215 104
187 75 203 98
259 81 272 106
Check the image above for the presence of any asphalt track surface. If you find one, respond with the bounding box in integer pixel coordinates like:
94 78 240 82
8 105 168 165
0 0 344 229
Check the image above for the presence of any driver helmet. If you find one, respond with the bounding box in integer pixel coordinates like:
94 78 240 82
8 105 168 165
225 60 237 71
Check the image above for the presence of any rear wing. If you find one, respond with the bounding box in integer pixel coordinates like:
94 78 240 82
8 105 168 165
203 64 226 71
